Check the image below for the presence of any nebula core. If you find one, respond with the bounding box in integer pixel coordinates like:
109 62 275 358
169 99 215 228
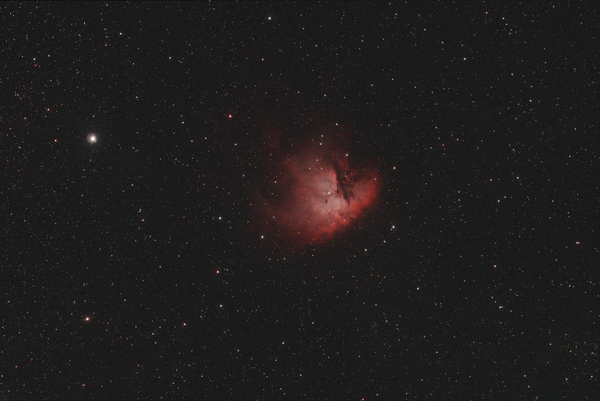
253 125 381 251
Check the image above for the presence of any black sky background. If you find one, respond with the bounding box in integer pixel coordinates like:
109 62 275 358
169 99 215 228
2 2 598 400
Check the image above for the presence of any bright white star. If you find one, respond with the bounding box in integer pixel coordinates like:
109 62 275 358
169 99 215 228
87 133 97 144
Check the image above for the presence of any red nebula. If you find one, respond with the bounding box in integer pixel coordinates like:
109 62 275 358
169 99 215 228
253 125 381 251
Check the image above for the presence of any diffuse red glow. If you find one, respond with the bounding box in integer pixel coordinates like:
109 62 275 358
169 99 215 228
254 126 381 251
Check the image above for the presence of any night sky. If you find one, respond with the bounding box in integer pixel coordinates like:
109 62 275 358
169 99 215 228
2 2 598 400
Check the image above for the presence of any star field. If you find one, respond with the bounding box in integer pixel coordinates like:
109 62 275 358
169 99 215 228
2 3 597 400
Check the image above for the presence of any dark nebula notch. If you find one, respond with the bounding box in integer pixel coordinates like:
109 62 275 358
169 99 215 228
253 124 381 251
